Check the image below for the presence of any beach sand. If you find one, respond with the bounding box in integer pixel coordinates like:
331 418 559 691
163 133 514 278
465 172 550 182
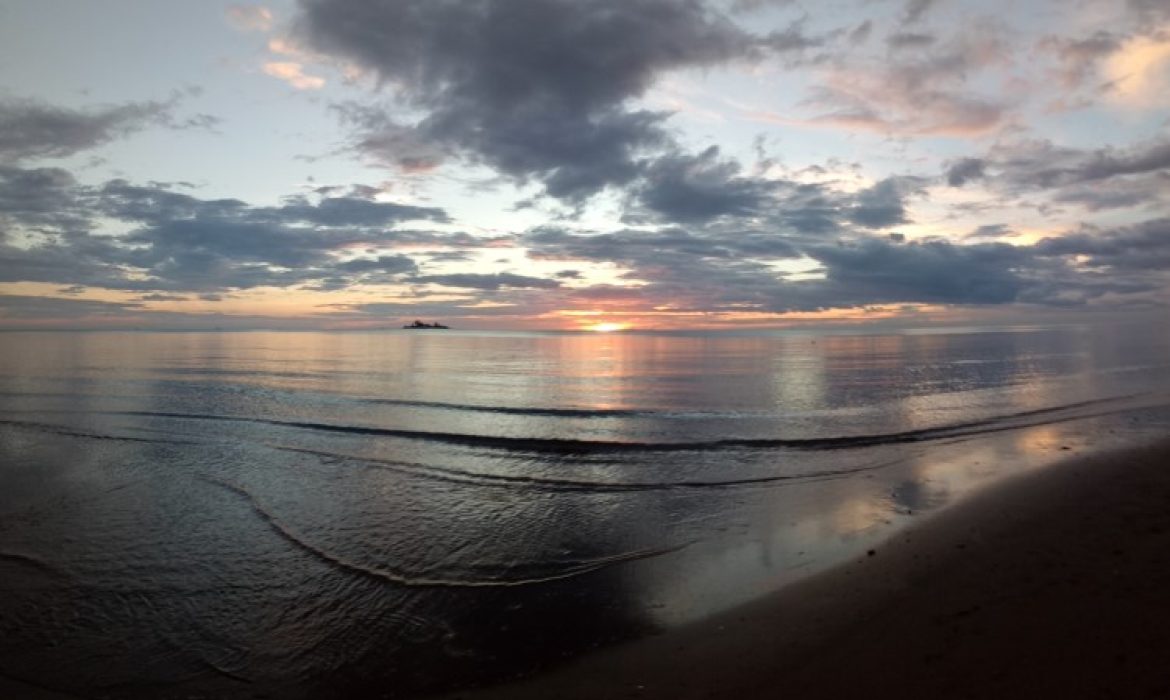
441 438 1170 700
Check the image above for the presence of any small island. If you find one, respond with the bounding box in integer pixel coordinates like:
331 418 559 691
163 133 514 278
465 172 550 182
402 319 450 329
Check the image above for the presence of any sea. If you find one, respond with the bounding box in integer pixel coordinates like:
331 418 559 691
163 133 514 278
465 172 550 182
2 323 1170 698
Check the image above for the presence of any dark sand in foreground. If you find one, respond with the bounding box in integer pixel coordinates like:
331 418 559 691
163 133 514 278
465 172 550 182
443 439 1170 700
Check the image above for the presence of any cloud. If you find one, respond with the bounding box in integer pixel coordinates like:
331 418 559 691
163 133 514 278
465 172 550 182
1127 0 1170 30
138 293 188 302
903 0 941 24
631 146 779 223
226 5 274 32
849 20 873 45
1103 32 1170 108
944 157 987 187
1035 218 1170 272
296 0 813 200
806 237 1026 305
0 98 195 164
975 137 1170 193
0 168 467 294
525 225 801 266
0 165 89 235
0 295 143 321
416 273 562 291
800 23 1010 136
965 224 1016 239
846 177 923 229
263 62 326 90
1039 30 1123 90
522 200 1170 314
887 32 937 50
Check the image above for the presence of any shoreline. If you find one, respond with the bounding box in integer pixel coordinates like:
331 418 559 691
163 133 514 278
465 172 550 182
441 436 1170 700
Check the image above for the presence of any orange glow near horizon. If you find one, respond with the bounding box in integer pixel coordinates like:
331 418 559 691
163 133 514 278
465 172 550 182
586 322 631 332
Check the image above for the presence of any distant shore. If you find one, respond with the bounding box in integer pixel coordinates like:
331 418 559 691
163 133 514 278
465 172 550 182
442 436 1170 700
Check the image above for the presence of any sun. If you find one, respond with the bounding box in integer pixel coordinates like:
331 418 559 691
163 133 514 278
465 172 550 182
586 322 631 333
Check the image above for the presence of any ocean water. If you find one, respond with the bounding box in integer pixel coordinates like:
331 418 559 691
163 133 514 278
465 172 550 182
2 325 1170 698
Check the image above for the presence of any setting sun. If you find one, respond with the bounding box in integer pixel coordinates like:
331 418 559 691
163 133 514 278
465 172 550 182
586 322 631 332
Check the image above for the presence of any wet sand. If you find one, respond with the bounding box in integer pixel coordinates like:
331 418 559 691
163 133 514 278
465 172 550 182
443 438 1170 700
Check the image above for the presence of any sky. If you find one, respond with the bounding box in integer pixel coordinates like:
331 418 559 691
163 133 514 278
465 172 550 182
1 0 1169 331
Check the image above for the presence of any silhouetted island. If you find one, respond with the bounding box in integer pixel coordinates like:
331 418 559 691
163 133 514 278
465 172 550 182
403 320 450 329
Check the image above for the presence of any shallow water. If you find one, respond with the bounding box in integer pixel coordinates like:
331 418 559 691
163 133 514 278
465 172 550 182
2 324 1169 697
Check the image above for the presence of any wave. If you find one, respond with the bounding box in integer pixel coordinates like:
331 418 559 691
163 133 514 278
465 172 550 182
359 397 647 418
273 445 902 493
1 392 1156 455
110 394 1148 453
0 389 745 420
204 477 683 587
0 417 197 446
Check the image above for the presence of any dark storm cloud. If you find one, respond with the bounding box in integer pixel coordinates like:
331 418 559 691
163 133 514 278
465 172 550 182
0 97 215 164
298 0 818 200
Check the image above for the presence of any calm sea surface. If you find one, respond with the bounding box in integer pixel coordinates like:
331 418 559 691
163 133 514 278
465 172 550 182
2 325 1170 697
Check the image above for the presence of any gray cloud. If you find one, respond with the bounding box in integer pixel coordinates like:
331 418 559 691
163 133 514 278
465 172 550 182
887 32 936 49
806 237 1025 305
299 0 816 200
632 146 779 223
958 138 1170 211
996 139 1170 189
944 157 987 187
1038 31 1122 90
0 168 487 294
0 97 215 164
522 207 1170 314
0 294 143 320
0 165 89 236
846 176 923 229
849 20 873 45
903 0 941 24
417 272 562 290
965 224 1015 239
805 25 1009 136
1035 218 1170 272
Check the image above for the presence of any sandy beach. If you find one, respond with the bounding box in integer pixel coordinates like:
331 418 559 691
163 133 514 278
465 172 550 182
441 437 1170 700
